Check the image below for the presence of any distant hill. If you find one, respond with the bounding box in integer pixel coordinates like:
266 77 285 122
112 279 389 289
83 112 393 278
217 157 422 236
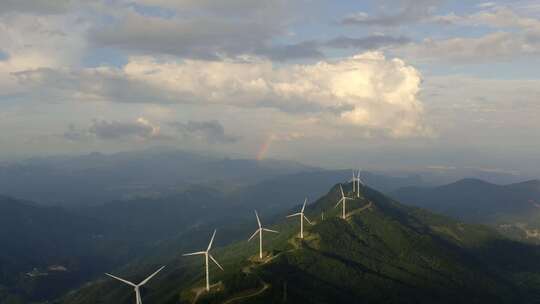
60 183 540 304
0 149 317 206
0 196 137 303
392 178 540 242
392 178 540 222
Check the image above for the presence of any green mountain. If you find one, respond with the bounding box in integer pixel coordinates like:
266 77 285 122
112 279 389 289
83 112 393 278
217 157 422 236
392 178 540 241
59 183 540 304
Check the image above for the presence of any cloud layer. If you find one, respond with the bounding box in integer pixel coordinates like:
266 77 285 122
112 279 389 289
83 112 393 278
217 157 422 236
18 52 427 138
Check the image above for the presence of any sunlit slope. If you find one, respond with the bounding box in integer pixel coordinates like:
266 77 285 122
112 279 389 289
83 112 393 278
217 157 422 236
61 184 540 304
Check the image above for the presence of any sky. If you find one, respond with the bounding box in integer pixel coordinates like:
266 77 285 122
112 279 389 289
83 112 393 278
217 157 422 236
1 0 540 175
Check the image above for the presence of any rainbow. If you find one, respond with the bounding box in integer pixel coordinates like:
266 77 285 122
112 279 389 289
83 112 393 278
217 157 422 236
256 134 275 161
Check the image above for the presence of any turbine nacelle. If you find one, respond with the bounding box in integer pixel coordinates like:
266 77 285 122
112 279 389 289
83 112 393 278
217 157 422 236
105 266 165 304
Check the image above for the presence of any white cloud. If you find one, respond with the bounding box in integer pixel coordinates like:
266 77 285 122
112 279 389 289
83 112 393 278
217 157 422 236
398 32 540 63
16 52 429 138
434 6 540 29
0 11 88 97
341 0 441 27
406 6 540 63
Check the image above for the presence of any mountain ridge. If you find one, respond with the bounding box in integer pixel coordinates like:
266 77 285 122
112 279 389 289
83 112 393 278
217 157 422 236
60 182 540 304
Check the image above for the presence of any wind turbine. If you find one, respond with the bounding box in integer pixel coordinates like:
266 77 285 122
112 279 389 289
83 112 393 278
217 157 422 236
183 230 224 292
287 198 312 239
249 210 278 259
105 266 165 304
335 185 353 219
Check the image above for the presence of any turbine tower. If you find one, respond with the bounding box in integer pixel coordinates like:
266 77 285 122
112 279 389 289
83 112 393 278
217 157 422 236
287 198 312 239
355 169 363 198
105 266 165 304
335 185 353 219
350 169 360 194
183 230 224 292
249 210 278 259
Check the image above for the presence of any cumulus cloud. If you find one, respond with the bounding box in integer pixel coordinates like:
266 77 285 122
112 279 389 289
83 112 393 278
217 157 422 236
18 52 428 138
169 120 239 144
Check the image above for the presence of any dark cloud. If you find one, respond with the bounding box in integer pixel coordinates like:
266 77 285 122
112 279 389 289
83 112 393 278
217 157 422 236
341 0 441 27
255 35 411 61
325 35 411 49
89 11 282 60
63 124 90 141
136 0 291 18
12 67 185 104
255 41 324 61
169 120 239 144
89 119 156 140
64 119 159 142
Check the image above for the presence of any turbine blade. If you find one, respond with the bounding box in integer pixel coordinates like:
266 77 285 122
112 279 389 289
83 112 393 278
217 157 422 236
304 215 312 225
301 198 307 212
335 198 343 208
340 185 345 198
263 228 279 233
248 229 260 241
105 273 137 287
183 251 206 256
287 213 301 218
209 254 224 271
138 266 165 286
207 230 217 251
255 210 262 228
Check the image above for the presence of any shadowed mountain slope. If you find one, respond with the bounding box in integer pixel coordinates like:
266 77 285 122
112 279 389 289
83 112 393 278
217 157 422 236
60 183 540 304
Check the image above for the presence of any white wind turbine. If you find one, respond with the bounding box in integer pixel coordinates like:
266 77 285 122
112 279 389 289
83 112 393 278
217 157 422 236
183 230 224 292
249 210 278 259
105 266 165 304
335 184 353 219
287 198 312 239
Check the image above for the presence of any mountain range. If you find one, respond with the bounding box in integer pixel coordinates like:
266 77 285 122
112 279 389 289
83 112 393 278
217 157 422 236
392 178 540 241
59 182 540 304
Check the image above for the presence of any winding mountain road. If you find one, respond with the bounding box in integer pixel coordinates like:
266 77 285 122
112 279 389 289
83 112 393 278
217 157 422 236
221 282 270 304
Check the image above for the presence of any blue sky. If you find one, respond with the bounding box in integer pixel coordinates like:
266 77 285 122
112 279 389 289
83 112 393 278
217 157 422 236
1 0 539 178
